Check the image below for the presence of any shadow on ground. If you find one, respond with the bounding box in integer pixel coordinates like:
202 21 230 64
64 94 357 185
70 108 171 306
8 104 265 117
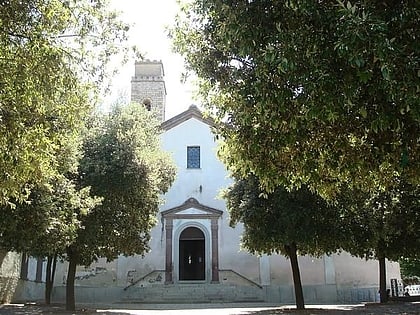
0 303 127 315
0 302 419 315
238 303 420 315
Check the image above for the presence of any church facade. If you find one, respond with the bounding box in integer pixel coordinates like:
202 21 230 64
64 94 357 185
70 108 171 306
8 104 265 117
9 60 401 304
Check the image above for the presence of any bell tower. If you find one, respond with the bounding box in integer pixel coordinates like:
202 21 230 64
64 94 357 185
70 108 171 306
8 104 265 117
131 60 166 122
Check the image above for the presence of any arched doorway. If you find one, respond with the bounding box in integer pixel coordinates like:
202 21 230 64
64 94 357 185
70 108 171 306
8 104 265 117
179 227 205 281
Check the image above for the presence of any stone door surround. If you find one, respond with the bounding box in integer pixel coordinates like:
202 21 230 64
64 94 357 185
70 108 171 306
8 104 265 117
161 198 223 284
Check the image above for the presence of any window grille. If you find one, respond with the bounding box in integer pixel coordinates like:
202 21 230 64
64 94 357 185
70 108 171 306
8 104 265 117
187 146 200 168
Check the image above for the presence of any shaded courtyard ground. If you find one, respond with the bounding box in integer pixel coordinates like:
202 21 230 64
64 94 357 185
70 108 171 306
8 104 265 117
0 302 419 315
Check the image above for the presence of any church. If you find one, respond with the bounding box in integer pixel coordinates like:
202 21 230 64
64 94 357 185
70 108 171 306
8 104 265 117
3 60 401 304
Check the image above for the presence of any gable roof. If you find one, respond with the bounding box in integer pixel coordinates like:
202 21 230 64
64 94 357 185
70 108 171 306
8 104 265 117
161 105 216 131
161 197 223 219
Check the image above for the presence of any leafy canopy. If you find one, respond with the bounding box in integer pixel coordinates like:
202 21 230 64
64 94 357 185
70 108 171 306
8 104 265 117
0 176 100 258
225 175 344 257
400 258 420 279
172 0 419 197
0 129 100 259
337 180 420 262
0 0 133 204
72 103 177 265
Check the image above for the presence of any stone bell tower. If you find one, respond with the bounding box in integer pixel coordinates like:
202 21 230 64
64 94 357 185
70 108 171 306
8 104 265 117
131 60 166 122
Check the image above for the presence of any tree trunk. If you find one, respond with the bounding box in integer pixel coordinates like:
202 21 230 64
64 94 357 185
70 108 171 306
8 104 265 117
45 256 52 305
51 254 57 289
45 254 57 305
66 253 77 311
378 254 387 303
19 252 28 280
0 249 7 265
285 243 305 310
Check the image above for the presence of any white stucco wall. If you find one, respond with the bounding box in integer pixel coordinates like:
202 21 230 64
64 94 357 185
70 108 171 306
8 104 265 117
161 117 231 209
333 252 401 287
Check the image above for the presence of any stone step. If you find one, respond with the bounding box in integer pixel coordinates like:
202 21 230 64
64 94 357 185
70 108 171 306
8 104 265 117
121 283 264 303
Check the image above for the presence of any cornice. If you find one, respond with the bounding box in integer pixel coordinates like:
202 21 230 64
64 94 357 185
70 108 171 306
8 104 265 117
161 105 216 131
161 197 223 219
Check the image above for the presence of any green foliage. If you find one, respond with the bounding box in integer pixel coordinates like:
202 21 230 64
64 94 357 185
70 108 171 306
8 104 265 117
337 180 420 261
0 176 101 257
0 125 100 259
225 175 343 257
72 103 176 265
400 258 420 279
172 0 419 198
0 0 134 204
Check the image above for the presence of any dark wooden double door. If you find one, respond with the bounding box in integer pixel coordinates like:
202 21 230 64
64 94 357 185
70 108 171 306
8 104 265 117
179 227 205 281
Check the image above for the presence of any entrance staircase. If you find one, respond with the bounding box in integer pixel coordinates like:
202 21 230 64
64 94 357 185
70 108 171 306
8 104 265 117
121 283 265 303
121 269 265 304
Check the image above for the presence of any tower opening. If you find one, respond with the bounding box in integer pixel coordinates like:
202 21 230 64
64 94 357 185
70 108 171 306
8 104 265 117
143 98 151 111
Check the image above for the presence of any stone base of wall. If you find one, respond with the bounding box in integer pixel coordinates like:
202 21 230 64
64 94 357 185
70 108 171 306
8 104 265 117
337 286 378 303
52 286 123 304
266 285 378 304
11 280 45 303
41 283 379 305
266 284 339 304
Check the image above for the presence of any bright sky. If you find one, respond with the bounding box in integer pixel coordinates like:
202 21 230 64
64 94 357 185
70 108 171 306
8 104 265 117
107 0 196 119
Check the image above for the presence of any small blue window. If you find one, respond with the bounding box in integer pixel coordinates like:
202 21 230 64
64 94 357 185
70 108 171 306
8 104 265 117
187 146 200 168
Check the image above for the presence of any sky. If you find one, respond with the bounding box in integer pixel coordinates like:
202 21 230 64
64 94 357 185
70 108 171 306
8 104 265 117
107 0 196 119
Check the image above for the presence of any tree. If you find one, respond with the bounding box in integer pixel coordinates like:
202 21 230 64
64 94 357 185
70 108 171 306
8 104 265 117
337 180 420 302
0 0 134 205
400 258 420 280
225 175 344 309
0 117 101 305
171 1 419 198
0 175 100 304
64 103 176 310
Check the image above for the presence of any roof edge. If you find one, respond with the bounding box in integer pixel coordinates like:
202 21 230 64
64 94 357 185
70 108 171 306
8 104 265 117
161 197 223 217
161 105 215 131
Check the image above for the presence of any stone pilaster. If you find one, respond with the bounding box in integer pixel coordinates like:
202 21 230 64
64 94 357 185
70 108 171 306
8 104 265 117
211 218 219 283
165 218 173 284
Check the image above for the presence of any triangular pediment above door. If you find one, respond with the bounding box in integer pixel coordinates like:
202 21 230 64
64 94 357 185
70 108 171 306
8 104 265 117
161 198 223 219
